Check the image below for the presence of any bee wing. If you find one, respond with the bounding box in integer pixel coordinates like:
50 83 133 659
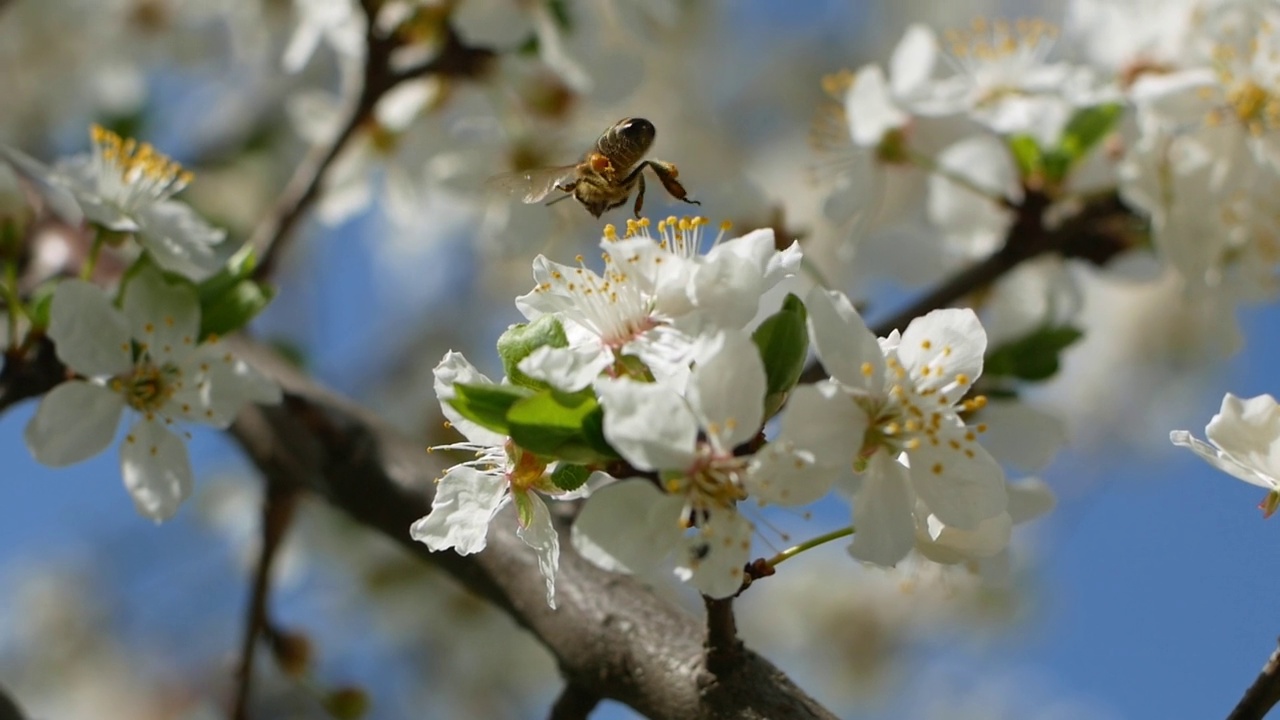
485 165 580 204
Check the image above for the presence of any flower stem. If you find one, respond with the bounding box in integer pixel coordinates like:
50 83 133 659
764 526 855 569
81 233 104 280
2 260 25 349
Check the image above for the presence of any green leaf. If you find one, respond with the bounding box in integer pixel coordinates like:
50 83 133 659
507 389 617 463
1059 103 1124 161
985 325 1084 382
1008 134 1043 178
197 248 274 339
497 315 570 390
550 463 591 492
1042 103 1125 183
752 293 809 417
448 383 532 436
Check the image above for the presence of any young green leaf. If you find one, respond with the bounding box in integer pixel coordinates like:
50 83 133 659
752 293 809 417
497 315 569 390
507 389 616 463
448 383 532 436
550 463 591 492
985 325 1084 382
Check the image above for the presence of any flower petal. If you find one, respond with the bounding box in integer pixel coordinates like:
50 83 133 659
1205 393 1280 484
570 480 683 576
514 491 561 609
26 381 124 466
120 418 193 521
518 344 612 393
847 64 908 146
805 287 883 392
135 201 228 281
48 280 132 377
908 426 1007 529
596 378 697 471
848 453 917 566
432 351 506 447
123 265 201 366
897 308 986 397
681 510 753 598
688 331 766 450
410 467 510 555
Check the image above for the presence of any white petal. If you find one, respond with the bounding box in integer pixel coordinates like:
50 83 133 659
432 351 506 447
596 378 697 471
847 65 908 147
48 280 132 377
1007 476 1056 524
805 287 883 392
178 345 283 427
120 418 193 521
890 24 938 97
688 251 765 330
897 308 986 397
688 331 765 450
919 511 1013 562
123 266 201 365
0 146 86 225
746 383 866 505
908 426 1007 529
25 381 124 466
974 401 1067 473
1205 393 1280 484
518 344 612 393
848 453 916 566
570 480 683 575
1170 430 1274 489
514 491 561 609
135 201 227 281
409 467 510 555
683 510 753 598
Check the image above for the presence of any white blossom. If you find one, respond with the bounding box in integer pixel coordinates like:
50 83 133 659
24 268 281 520
1 125 228 280
1172 392 1280 516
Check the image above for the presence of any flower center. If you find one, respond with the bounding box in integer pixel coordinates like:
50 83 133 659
505 440 549 492
90 124 193 212
113 361 178 415
666 443 749 520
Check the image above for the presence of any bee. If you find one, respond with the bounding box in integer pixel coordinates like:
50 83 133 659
488 117 700 218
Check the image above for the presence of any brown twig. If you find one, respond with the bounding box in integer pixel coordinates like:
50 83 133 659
1228 637 1280 720
799 190 1136 384
229 480 301 720
249 10 496 281
546 683 601 720
0 684 27 720
703 595 742 677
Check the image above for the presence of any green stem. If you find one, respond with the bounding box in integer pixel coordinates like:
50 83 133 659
764 526 855 569
81 233 105 280
2 260 25 349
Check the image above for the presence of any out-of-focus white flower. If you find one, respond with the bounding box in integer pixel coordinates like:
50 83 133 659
1 126 229 280
283 0 367 73
24 268 282 520
573 331 855 597
844 25 947 147
1172 392 1280 516
933 18 1100 144
806 289 1007 567
409 351 595 608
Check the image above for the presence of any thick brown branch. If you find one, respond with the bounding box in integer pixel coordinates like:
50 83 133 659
703 596 742 676
230 481 300 720
1228 637 1280 720
225 338 838 720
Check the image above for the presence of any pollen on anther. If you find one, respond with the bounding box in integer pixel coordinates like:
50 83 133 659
860 362 874 377
921 339 933 350
931 463 944 475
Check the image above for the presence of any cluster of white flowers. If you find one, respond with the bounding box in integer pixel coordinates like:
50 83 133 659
412 217 1050 605
2 127 281 521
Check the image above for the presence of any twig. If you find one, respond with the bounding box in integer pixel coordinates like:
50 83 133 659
703 595 741 676
0 684 27 720
546 683 601 720
229 480 301 720
1228 637 1280 720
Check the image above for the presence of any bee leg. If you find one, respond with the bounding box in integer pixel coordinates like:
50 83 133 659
643 161 700 207
633 173 646 217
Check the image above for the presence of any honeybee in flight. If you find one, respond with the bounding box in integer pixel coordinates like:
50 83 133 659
488 117 700 218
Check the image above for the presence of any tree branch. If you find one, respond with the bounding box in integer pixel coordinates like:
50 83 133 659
225 338 838 720
230 480 300 720
547 683 601 720
1228 637 1280 720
